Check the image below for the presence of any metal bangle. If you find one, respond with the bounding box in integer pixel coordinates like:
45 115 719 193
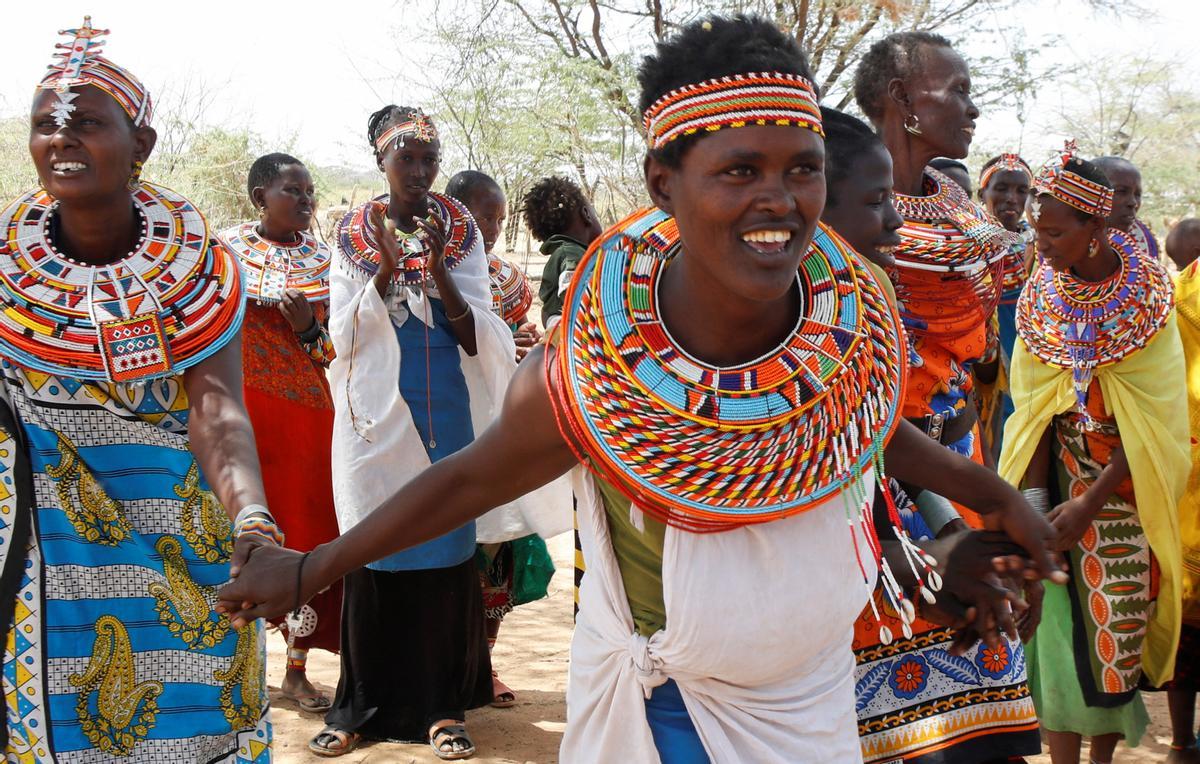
234 504 272 527
446 304 471 322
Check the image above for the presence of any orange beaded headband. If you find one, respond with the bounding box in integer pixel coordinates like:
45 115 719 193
375 109 439 153
1033 140 1113 218
979 153 1031 190
642 72 823 151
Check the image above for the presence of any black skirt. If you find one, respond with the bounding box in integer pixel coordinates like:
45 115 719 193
326 559 493 741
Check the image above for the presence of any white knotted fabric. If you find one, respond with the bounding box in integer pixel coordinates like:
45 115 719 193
327 235 571 542
562 466 878 763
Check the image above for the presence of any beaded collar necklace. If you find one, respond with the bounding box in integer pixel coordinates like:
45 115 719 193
334 192 476 286
220 222 331 305
549 207 907 527
1000 221 1034 298
1017 228 1173 410
0 183 244 382
892 168 1013 273
488 255 532 326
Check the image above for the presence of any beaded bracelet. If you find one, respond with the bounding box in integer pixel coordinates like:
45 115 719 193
234 517 285 547
233 504 273 528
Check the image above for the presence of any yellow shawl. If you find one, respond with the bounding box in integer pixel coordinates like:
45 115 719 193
998 312 1188 684
1175 262 1200 626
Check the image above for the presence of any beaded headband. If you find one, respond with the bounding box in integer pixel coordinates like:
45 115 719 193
37 17 152 128
1033 140 1113 218
979 153 1032 190
374 109 439 153
642 71 823 151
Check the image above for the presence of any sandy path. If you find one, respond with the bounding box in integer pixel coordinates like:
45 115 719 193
269 533 1176 762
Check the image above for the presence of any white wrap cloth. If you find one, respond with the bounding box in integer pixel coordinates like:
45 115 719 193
327 233 570 543
563 466 877 763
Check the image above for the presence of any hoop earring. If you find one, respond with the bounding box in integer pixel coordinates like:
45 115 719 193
127 160 144 192
258 206 269 221
1088 239 1100 258
903 114 922 136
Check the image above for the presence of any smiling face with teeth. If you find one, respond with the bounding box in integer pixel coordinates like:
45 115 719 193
30 84 156 205
645 124 825 363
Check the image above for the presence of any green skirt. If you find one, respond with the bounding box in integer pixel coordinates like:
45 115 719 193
1028 582 1149 743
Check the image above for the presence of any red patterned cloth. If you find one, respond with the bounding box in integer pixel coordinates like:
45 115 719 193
242 302 341 652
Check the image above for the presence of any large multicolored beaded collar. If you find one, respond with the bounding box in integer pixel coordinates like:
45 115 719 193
0 184 244 382
893 167 1014 273
549 206 907 531
220 222 331 305
334 193 476 287
488 255 532 326
642 71 823 151
1017 227 1173 409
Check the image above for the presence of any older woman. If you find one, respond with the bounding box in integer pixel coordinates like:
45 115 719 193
0 17 273 762
1002 144 1187 764
852 32 1041 763
220 16 1061 764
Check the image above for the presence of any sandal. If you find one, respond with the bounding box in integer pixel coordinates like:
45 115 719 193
282 689 332 714
490 671 516 708
429 719 475 760
308 726 361 757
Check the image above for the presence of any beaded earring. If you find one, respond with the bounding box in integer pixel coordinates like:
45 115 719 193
126 160 143 192
903 113 922 136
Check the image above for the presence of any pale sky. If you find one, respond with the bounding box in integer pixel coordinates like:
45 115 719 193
3 0 1198 173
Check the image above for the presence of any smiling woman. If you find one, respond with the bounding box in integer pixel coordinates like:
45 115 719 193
0 17 273 763
217 15 1063 764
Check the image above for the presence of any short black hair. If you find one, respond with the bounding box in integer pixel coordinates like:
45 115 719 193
821 107 885 208
1093 155 1140 178
522 176 588 242
246 152 305 201
445 170 502 207
366 104 425 152
929 158 968 175
854 31 953 123
1040 157 1113 222
636 14 815 167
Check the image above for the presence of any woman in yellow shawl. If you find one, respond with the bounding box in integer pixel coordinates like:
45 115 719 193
1159 254 1200 762
1000 143 1188 764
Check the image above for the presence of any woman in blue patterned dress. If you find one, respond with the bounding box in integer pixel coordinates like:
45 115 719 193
0 18 276 763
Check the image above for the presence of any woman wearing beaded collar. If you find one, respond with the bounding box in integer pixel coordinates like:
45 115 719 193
221 16 1062 763
854 33 1043 763
309 104 562 759
1000 144 1187 764
0 17 273 762
218 153 342 715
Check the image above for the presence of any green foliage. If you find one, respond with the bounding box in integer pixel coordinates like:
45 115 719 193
0 117 37 205
145 127 262 231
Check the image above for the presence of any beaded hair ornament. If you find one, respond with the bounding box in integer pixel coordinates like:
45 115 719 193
979 153 1032 190
37 17 152 128
1032 140 1113 218
374 109 438 153
642 72 823 150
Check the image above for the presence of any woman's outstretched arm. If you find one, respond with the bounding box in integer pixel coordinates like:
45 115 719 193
217 345 577 627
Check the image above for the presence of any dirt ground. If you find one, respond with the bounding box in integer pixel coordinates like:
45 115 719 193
268 533 1178 763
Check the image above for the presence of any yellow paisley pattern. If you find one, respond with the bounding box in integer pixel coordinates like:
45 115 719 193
69 616 163 756
214 626 264 730
176 462 233 563
44 431 131 546
148 536 230 650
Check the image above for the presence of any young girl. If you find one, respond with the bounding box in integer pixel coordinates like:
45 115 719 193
219 153 340 714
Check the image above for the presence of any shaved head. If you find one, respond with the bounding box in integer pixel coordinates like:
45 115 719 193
1167 218 1200 270
1094 156 1143 232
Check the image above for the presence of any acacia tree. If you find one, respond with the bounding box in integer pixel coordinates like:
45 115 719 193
1054 56 1200 231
